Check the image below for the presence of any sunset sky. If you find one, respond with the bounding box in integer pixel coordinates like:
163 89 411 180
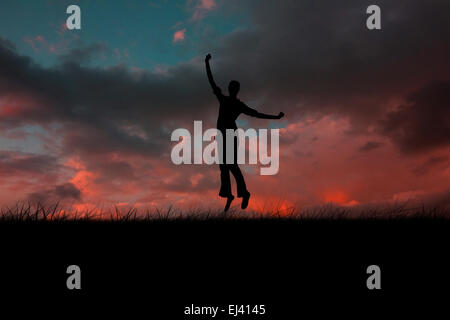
0 0 449 213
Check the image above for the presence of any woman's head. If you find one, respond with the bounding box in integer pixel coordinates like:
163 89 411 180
228 80 240 97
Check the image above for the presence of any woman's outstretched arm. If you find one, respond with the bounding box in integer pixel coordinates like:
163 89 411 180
244 108 285 119
205 54 219 90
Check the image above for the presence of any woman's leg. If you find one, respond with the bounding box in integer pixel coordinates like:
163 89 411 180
219 163 232 197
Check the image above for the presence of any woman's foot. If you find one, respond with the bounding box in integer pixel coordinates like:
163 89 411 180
241 192 251 209
224 195 235 212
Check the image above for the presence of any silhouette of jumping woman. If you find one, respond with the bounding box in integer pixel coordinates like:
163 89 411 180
205 54 285 212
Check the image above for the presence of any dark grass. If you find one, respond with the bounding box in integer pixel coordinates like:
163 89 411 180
0 201 448 224
1 201 449 318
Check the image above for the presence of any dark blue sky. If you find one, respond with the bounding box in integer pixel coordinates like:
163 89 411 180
0 0 246 68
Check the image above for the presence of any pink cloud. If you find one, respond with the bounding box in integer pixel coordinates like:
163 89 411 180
56 23 68 36
190 0 216 20
199 0 215 10
24 35 68 54
24 35 47 53
173 28 187 43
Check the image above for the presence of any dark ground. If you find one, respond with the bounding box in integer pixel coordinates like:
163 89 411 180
0 218 448 318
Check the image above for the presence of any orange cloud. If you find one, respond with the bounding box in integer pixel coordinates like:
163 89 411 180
173 29 186 43
324 191 349 205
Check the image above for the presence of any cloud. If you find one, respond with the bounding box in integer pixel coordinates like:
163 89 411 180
0 35 212 159
379 81 450 153
0 37 15 51
358 141 383 152
173 28 187 43
199 0 215 10
412 155 449 176
189 0 216 20
27 182 82 203
58 42 108 65
206 0 450 133
24 35 48 53
23 35 64 54
2 1 450 159
0 151 59 176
